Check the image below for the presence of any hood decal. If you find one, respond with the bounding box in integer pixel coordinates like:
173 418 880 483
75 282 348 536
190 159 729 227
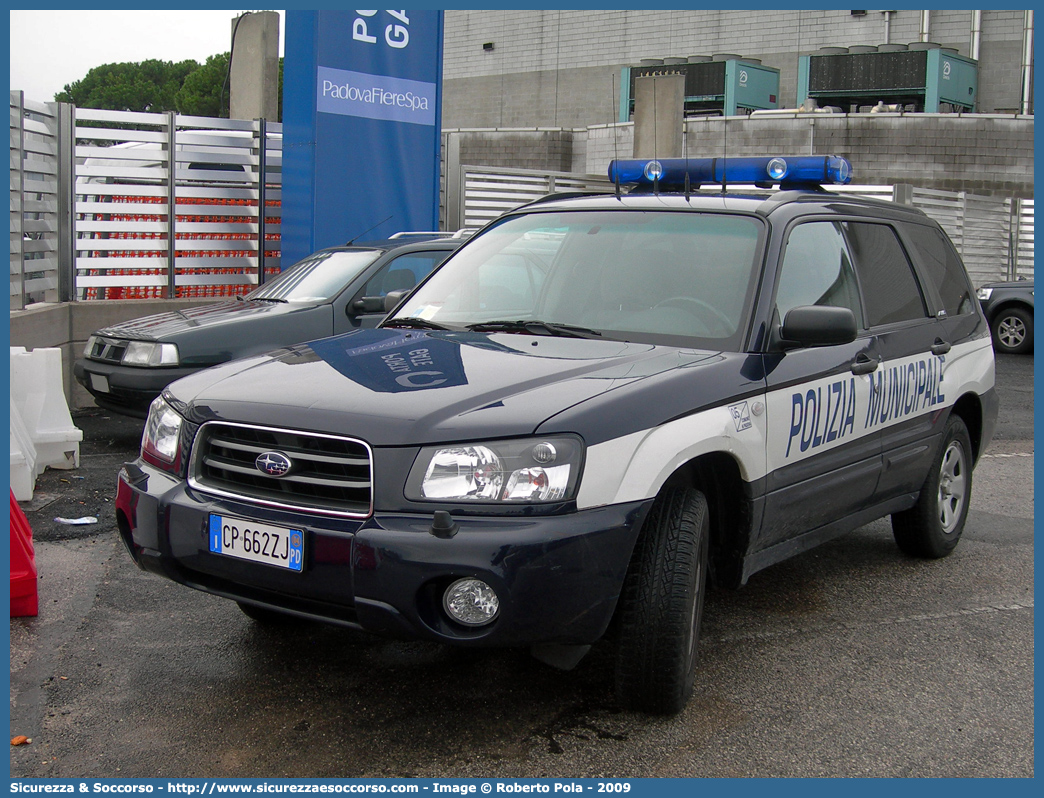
308 330 469 393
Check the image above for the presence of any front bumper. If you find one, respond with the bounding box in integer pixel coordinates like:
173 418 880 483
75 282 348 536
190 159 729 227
74 358 202 418
115 461 652 647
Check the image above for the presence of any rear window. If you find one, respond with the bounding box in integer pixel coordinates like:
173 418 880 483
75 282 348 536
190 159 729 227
249 250 381 303
900 223 976 317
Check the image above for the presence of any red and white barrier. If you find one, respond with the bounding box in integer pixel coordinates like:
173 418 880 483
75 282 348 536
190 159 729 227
10 489 38 617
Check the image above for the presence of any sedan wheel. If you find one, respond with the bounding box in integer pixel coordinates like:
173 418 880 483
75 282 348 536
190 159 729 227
992 307 1033 354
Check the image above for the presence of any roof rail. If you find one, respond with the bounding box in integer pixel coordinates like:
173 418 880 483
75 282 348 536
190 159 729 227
526 191 609 208
389 228 477 240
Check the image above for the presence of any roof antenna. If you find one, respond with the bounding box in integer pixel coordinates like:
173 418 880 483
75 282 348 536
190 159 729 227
721 112 728 194
652 75 659 195
611 72 621 198
684 111 691 200
346 215 394 245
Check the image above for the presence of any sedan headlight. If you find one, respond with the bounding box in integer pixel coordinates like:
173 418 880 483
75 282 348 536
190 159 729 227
406 436 583 503
976 287 994 301
141 395 184 467
123 341 180 367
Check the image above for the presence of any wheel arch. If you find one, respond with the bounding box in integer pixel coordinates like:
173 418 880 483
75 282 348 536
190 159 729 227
987 298 1033 323
659 451 752 590
950 391 985 463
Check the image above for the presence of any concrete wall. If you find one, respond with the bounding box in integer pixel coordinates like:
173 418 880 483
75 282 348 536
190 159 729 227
446 113 1033 198
9 300 221 410
443 10 1032 127
445 128 576 172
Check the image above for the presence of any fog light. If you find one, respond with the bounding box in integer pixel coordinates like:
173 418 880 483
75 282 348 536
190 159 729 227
443 578 499 626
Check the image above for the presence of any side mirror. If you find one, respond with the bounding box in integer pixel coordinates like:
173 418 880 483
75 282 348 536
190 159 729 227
780 305 857 348
351 296 386 314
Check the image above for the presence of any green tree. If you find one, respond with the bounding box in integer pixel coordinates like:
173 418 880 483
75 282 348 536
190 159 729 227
55 59 200 113
174 53 230 117
56 54 283 121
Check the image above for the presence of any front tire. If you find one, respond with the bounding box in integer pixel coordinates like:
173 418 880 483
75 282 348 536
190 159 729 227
614 486 709 714
991 306 1033 354
892 416 973 558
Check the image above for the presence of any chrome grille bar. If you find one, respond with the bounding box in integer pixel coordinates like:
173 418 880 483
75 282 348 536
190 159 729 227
189 422 374 518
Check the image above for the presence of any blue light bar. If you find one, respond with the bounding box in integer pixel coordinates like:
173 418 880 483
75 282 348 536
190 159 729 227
607 155 853 188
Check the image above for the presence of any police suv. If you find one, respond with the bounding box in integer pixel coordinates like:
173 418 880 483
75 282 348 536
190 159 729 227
116 155 998 715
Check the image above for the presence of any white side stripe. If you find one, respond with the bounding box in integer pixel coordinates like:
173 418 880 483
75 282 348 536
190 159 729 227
576 338 994 510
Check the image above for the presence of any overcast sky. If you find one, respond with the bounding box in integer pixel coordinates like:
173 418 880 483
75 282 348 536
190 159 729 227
10 10 286 103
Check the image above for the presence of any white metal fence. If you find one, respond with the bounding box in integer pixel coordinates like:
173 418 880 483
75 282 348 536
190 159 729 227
10 95 282 309
10 92 63 308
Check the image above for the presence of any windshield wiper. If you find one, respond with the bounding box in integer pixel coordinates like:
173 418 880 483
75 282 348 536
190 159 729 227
382 317 454 331
466 319 603 339
247 296 288 303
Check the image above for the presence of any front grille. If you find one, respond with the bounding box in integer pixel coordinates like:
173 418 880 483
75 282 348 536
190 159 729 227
87 337 129 364
189 422 373 518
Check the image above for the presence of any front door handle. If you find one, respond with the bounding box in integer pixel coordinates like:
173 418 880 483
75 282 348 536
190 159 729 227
851 352 880 375
931 339 952 356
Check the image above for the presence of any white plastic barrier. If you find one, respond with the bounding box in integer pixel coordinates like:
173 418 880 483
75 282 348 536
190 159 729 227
10 397 38 502
9 347 83 500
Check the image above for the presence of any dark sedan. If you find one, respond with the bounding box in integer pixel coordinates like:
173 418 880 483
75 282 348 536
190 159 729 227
977 279 1034 354
74 234 464 417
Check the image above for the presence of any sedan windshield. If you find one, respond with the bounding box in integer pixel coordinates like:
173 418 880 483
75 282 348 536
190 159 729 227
390 210 763 348
247 249 382 303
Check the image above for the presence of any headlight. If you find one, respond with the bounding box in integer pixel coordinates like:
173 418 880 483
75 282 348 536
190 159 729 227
123 341 179 367
83 335 99 357
141 395 184 466
406 436 583 503
976 287 994 301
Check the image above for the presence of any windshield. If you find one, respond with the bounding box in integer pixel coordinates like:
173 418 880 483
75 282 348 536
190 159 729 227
390 210 764 348
246 249 381 303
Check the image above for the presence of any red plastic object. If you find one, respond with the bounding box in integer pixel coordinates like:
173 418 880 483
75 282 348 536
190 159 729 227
10 489 38 617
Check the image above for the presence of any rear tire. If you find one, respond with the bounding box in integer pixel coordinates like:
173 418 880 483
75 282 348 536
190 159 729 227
614 486 709 715
892 415 973 558
991 306 1033 354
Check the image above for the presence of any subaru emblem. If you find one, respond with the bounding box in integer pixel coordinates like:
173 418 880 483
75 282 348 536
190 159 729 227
255 451 292 477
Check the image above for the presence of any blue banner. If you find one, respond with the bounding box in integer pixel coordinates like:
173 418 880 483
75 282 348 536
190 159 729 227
282 10 444 267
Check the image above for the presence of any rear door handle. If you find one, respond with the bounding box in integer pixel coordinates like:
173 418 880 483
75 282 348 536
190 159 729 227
850 353 880 375
931 339 952 356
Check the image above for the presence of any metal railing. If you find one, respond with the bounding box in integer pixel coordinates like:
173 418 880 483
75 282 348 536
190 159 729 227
73 109 281 301
449 165 614 230
10 92 63 308
10 96 282 309
1013 198 1034 279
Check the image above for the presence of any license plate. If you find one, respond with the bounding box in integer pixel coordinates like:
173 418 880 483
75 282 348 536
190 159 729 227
89 373 110 393
208 515 303 572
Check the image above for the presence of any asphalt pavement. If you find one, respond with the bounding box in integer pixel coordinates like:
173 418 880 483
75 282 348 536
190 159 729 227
8 353 1034 778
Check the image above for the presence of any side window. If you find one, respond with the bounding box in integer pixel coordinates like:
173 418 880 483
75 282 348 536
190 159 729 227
900 223 975 316
360 251 449 298
844 222 928 326
775 221 863 328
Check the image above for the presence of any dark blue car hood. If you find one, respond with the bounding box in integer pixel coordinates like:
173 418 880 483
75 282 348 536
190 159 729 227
96 300 305 340
167 328 729 446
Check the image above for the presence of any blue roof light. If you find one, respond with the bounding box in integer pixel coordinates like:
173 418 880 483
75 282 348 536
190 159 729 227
607 155 853 188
